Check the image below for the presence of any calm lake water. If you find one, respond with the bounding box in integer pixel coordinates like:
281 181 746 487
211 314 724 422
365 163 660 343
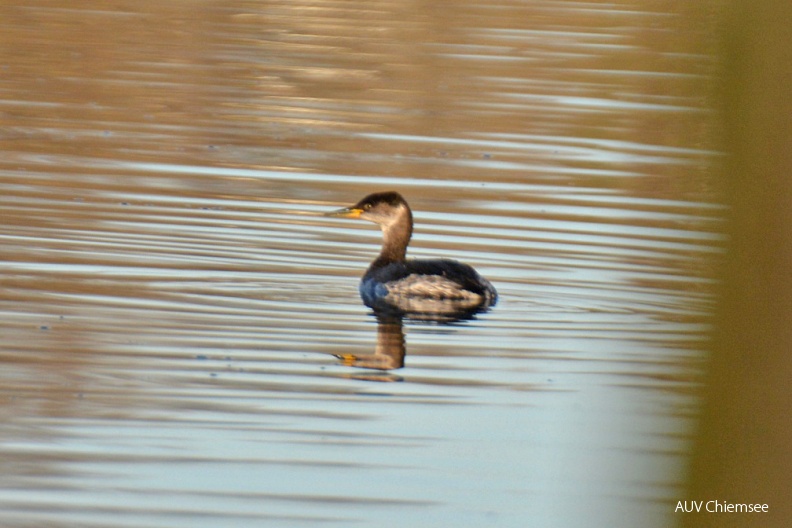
1 1 721 527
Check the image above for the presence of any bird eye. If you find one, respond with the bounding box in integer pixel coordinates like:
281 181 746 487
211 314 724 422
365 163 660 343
363 203 372 210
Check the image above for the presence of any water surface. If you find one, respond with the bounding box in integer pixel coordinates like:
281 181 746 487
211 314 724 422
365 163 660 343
1 1 720 527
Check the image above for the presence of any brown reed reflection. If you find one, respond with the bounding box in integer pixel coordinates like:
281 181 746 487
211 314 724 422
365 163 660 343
681 4 792 526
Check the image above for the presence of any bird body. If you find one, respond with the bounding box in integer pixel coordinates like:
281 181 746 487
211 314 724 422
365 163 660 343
327 191 497 317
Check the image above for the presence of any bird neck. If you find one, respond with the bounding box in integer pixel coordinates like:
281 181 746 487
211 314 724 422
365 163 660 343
375 206 413 265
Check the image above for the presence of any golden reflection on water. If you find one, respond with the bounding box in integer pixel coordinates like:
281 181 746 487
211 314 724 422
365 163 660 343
0 1 723 527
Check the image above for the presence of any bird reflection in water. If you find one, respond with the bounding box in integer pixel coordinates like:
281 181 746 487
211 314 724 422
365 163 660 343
326 192 497 372
335 314 406 371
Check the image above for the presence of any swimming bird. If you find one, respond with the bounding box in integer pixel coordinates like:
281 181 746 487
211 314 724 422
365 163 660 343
326 191 497 317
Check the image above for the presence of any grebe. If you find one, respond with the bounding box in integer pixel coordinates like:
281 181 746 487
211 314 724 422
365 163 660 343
326 191 497 316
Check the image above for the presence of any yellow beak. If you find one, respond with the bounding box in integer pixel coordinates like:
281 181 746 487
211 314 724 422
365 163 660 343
325 207 363 219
